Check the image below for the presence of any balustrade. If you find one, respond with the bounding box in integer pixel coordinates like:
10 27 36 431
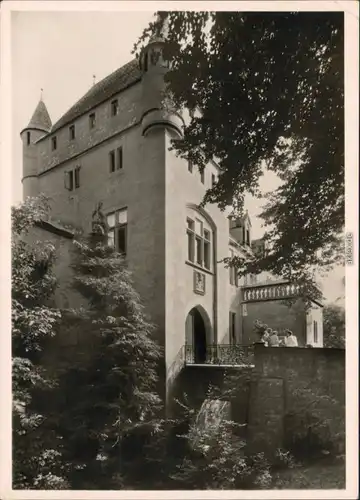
242 282 302 302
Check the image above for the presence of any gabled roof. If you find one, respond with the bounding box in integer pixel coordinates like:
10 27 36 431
50 59 142 133
24 99 52 133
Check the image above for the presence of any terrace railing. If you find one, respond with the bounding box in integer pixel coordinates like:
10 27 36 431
242 281 303 302
184 344 254 366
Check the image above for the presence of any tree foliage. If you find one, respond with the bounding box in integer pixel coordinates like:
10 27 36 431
49 227 162 489
12 196 68 489
323 303 345 348
135 11 344 292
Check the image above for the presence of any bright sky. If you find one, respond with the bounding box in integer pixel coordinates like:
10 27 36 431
11 10 344 304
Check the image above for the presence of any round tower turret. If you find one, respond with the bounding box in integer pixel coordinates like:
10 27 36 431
20 98 52 199
139 26 184 138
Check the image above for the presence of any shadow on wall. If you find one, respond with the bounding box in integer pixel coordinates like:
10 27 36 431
169 344 345 460
247 344 345 458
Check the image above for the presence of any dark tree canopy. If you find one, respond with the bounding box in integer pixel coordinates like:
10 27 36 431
50 227 162 489
12 196 68 489
323 303 345 348
135 11 344 290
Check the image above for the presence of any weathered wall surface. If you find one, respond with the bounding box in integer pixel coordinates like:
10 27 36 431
23 225 83 310
247 344 345 455
173 345 345 456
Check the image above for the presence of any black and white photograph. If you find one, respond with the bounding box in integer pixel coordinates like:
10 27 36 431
0 1 358 498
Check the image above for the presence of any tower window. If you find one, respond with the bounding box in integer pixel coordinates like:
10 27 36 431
229 312 236 344
211 174 216 187
111 99 119 116
313 320 318 343
109 151 116 173
106 208 128 255
200 169 205 184
51 136 57 151
64 166 81 191
26 131 31 145
109 147 123 172
246 229 250 246
89 113 96 129
117 147 123 170
69 125 75 140
188 160 193 173
74 166 81 189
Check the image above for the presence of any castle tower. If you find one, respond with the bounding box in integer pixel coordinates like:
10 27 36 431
139 18 183 138
20 97 52 199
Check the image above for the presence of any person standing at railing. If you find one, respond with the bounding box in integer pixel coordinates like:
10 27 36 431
268 330 280 347
284 329 298 347
261 329 271 347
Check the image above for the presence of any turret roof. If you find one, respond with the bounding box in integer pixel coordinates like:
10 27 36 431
25 99 52 132
51 59 142 133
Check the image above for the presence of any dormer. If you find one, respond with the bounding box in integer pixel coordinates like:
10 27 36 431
229 211 252 247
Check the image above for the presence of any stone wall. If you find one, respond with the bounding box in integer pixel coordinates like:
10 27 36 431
174 344 345 457
247 343 345 455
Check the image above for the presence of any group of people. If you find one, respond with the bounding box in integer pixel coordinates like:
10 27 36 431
261 328 298 347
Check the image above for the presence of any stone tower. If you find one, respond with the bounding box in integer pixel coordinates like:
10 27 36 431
20 98 52 199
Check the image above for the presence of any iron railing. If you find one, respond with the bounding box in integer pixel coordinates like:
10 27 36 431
184 344 254 366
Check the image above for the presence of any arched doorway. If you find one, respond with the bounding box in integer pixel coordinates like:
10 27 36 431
185 307 209 364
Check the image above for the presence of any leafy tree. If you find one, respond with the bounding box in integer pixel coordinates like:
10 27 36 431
323 303 345 348
49 218 162 489
135 11 344 295
12 196 68 489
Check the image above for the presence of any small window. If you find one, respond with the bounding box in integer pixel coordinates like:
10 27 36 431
26 131 31 145
117 147 123 170
211 174 216 187
200 169 205 184
111 99 119 116
188 160 193 173
51 136 57 151
69 125 75 140
229 312 236 344
64 170 74 191
144 53 148 72
74 166 81 189
246 229 250 246
109 150 116 173
89 113 96 129
313 320 318 343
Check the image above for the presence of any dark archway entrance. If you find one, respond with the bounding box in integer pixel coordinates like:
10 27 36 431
186 307 208 363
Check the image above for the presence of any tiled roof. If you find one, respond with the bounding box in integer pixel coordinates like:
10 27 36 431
25 100 52 132
51 59 142 133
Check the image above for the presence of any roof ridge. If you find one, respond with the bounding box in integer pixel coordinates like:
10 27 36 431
50 58 141 134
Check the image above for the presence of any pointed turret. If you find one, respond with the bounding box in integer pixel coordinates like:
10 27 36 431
139 13 184 138
20 98 52 199
22 98 52 134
